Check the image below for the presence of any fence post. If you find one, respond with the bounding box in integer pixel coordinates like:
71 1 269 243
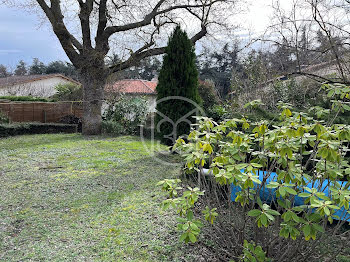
43 110 46 123
10 103 12 123
22 103 24 122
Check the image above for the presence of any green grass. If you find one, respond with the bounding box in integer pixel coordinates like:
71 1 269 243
0 134 196 261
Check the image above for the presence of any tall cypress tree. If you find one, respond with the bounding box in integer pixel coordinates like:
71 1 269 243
156 26 202 145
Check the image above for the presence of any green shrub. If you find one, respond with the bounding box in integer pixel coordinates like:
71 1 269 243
198 79 220 109
240 240 270 262
0 96 52 102
235 77 326 116
53 83 82 101
158 83 350 261
102 120 124 136
207 104 229 122
0 111 9 124
59 115 82 132
103 95 149 135
0 123 77 137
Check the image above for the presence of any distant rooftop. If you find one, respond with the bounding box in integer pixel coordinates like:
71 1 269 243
106 79 157 95
0 74 80 88
257 60 341 88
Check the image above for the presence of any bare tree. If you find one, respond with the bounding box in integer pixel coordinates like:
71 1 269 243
309 0 350 81
2 0 238 134
14 60 28 76
263 0 350 84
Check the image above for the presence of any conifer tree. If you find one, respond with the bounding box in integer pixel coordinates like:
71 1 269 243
14 60 27 76
156 26 202 145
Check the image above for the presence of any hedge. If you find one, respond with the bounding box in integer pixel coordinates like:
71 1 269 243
0 123 77 138
0 96 55 102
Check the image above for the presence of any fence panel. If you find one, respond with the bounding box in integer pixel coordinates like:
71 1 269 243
0 101 83 123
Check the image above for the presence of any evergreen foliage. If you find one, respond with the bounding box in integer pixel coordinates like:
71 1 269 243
0 65 10 78
198 79 220 109
45 61 79 80
198 43 240 98
29 58 46 75
156 26 202 145
14 60 27 76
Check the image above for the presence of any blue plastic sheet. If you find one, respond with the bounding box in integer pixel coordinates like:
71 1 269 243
230 170 350 222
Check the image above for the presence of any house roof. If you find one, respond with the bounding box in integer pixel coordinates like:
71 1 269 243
303 60 338 74
106 79 157 95
0 74 81 88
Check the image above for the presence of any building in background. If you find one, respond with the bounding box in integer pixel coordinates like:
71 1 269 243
105 79 157 113
0 74 81 97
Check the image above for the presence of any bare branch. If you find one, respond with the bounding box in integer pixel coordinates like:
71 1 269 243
36 0 82 65
95 0 108 51
78 0 94 49
103 0 222 37
311 0 347 81
285 71 350 84
110 25 207 72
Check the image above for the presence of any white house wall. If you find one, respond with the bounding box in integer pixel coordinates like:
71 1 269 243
146 95 157 113
0 77 75 97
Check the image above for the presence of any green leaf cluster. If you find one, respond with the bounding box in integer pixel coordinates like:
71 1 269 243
159 83 350 257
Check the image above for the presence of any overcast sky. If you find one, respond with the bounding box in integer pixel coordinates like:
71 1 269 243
0 0 277 68
0 5 68 68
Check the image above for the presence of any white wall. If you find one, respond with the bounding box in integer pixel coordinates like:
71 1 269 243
146 95 157 113
0 77 75 97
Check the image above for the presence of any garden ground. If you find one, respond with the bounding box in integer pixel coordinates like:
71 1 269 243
0 134 201 261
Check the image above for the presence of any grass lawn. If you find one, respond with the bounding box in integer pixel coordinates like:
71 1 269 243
0 134 196 261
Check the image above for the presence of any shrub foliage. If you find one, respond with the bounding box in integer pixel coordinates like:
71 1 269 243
0 111 9 124
0 96 52 102
198 79 220 109
103 95 149 135
53 83 82 101
0 123 77 137
158 83 350 261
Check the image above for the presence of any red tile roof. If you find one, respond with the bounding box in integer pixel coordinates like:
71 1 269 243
106 79 157 95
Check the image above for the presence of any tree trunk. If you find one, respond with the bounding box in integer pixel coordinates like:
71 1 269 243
80 67 107 135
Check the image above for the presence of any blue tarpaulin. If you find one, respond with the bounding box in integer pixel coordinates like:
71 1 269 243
230 170 350 222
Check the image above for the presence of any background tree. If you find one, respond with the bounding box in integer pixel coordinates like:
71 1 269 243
29 58 47 75
0 65 10 78
270 38 296 73
156 26 202 145
197 79 220 109
14 60 27 76
45 60 79 80
198 43 241 98
264 0 350 84
4 0 236 135
109 55 161 81
231 50 269 93
137 57 162 81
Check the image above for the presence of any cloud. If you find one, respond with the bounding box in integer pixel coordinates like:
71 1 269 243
0 49 22 55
